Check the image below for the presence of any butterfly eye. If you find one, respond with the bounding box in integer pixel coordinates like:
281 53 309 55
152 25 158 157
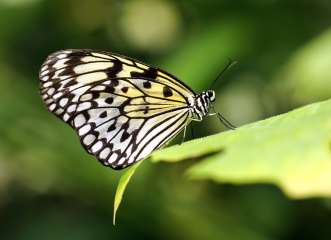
207 90 215 102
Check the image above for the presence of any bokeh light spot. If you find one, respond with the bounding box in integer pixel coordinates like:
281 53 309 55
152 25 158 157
119 0 182 52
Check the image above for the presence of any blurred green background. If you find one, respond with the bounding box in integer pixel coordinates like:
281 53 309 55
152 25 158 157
1 0 331 239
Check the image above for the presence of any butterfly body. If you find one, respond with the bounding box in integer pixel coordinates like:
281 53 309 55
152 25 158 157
39 49 216 169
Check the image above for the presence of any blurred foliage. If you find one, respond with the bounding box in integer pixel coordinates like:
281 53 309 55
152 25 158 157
0 0 331 239
152 99 331 198
272 27 331 105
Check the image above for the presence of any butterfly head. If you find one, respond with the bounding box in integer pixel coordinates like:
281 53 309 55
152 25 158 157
190 90 216 120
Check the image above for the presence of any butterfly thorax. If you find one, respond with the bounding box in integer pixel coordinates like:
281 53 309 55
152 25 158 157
189 90 216 121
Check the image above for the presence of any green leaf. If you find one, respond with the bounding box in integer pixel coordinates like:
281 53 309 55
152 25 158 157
113 162 142 225
151 99 331 199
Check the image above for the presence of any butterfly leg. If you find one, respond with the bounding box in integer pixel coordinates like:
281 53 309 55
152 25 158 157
216 112 236 130
190 125 195 139
210 106 236 130
180 126 187 145
191 118 203 122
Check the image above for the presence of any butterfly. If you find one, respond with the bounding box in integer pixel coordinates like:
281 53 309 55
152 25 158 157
39 49 235 170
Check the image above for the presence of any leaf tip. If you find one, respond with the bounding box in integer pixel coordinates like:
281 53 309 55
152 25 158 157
112 162 142 226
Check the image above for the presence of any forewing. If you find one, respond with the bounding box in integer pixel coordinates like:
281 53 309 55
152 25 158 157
39 49 194 123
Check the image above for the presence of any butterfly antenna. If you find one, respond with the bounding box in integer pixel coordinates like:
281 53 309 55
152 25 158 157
210 58 237 89
209 59 237 130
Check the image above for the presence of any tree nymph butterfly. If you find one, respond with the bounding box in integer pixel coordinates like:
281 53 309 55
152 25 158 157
39 49 235 170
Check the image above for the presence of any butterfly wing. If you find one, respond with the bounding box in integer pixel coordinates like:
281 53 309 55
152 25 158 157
39 49 194 169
